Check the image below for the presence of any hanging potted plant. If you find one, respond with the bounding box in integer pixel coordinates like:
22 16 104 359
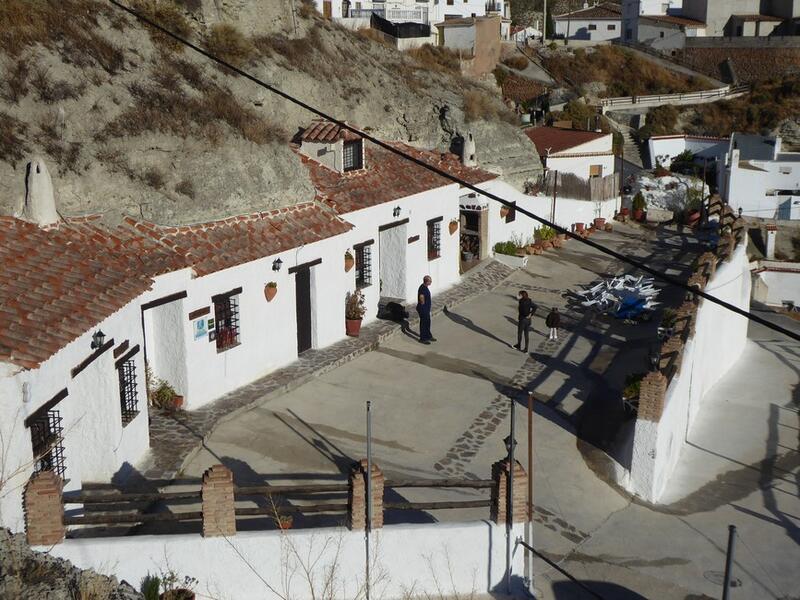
345 289 366 337
275 514 294 530
344 250 355 273
264 281 278 302
448 219 459 235
500 206 509 218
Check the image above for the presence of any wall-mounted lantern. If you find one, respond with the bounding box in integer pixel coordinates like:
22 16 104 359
272 258 283 272
91 330 106 350
393 206 401 218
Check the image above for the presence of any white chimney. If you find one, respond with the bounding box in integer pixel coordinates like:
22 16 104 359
461 132 477 167
766 224 777 260
18 157 59 227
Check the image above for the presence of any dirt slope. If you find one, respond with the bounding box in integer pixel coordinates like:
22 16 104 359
0 0 541 225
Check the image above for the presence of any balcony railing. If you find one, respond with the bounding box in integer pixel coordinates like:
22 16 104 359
345 6 428 23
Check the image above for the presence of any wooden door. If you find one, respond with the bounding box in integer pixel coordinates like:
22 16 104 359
295 268 312 354
323 1 332 18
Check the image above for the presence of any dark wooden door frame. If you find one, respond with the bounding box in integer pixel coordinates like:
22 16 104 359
295 268 312 354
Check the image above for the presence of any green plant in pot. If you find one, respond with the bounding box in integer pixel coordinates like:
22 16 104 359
345 289 366 337
623 372 645 400
151 381 182 411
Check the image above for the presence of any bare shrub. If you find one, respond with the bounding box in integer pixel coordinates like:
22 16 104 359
298 0 317 18
406 44 461 75
502 54 528 70
0 112 28 166
175 178 195 198
3 58 30 102
37 117 82 174
202 87 286 144
463 90 516 123
167 56 204 89
30 67 85 103
143 167 166 189
205 23 255 67
133 0 193 52
174 0 201 10
356 27 391 47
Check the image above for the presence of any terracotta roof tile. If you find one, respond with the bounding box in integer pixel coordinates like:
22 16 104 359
524 126 609 156
0 202 352 369
300 141 497 214
555 2 621 20
640 14 705 27
301 119 361 143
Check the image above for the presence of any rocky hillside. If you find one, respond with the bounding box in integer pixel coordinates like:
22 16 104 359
0 0 541 225
0 527 142 599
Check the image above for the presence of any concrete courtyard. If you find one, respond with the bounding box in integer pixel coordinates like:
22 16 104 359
172 224 799 599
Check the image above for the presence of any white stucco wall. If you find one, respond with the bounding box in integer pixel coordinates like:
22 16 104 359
755 264 800 306
442 24 476 52
546 154 616 180
628 242 751 502
555 18 621 40
0 299 150 533
722 153 800 220
46 521 526 600
648 136 728 168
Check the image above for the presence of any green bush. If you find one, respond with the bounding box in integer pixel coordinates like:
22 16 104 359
632 191 646 211
494 240 519 256
661 308 677 328
623 373 645 399
536 225 556 241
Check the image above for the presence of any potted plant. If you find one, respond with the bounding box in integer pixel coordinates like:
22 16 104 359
344 250 355 273
574 222 585 233
151 381 179 411
632 192 646 222
345 289 366 337
594 217 606 229
275 514 294 530
264 281 278 302
500 206 509 218
620 207 630 217
622 372 645 415
448 219 459 235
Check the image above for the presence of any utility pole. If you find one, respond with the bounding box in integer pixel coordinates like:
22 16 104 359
505 397 517 595
722 525 737 600
524 392 534 594
543 0 548 42
365 401 372 600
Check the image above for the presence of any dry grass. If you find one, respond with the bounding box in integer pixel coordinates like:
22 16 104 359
30 67 85 104
406 44 462 76
205 23 256 67
0 0 124 73
143 166 165 189
542 46 708 97
463 90 516 124
502 54 529 70
37 115 82 174
175 178 195 198
133 0 193 52
2 58 30 102
0 111 28 166
356 27 392 47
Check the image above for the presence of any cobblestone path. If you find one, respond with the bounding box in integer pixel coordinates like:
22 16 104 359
142 261 514 480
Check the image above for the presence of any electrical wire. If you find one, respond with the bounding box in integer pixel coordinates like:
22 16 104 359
106 0 800 344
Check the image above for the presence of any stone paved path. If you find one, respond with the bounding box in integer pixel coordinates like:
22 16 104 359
141 261 515 480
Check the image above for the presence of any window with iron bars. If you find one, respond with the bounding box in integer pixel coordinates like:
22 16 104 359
214 292 241 352
30 409 66 477
355 242 373 288
343 140 363 172
427 218 441 260
117 358 139 425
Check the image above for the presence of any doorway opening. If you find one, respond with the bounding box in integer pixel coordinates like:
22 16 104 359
378 220 408 301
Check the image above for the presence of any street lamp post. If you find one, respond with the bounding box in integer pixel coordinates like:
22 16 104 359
504 399 518 595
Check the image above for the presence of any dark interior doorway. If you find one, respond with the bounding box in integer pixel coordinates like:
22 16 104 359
295 268 312 354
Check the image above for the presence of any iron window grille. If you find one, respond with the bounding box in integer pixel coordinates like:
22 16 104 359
343 140 363 172
355 243 373 288
117 358 139 425
214 292 241 351
427 218 442 260
30 409 66 477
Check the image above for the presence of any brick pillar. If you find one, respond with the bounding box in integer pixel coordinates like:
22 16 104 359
687 271 707 294
658 335 684 374
348 459 384 531
637 371 667 423
490 459 528 525
698 252 718 278
24 471 65 546
676 301 697 337
202 464 236 538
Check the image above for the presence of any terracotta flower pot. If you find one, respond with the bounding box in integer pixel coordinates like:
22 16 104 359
344 255 355 272
448 221 458 235
594 217 606 229
265 284 277 302
500 206 509 218
575 222 585 233
277 515 293 530
345 318 362 337
633 209 644 222
172 395 184 410
620 207 630 217
541 240 553 250
685 210 701 227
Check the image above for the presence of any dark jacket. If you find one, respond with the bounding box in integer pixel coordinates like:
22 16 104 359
518 297 534 320
546 311 560 328
417 284 431 313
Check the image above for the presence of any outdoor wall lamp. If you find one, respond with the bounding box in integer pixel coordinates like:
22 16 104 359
91 330 106 350
503 434 517 454
272 258 283 272
392 206 401 217
648 344 661 372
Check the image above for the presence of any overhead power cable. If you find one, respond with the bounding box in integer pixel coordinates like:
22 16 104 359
107 0 800 343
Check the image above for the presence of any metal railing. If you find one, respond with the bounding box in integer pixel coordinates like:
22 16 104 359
599 84 750 109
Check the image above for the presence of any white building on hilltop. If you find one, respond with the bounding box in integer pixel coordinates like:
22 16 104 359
554 2 623 41
719 133 800 220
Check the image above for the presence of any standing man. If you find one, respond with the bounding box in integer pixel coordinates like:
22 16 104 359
417 275 436 344
546 307 560 341
513 290 535 352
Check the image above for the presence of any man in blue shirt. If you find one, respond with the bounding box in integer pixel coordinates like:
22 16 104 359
417 275 435 344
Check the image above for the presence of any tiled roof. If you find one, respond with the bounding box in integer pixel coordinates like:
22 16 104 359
502 73 548 103
733 14 783 22
300 141 497 214
301 119 361 143
640 14 705 27
0 203 352 369
524 126 609 156
127 203 353 277
555 2 621 20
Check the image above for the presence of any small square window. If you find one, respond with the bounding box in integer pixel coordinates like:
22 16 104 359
355 243 373 288
343 140 363 172
213 292 240 352
117 358 139 425
779 166 792 174
608 24 616 30
660 31 665 38
427 218 442 260
29 407 66 477
588 24 597 31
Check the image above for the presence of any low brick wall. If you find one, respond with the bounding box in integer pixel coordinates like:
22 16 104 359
627 210 751 502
